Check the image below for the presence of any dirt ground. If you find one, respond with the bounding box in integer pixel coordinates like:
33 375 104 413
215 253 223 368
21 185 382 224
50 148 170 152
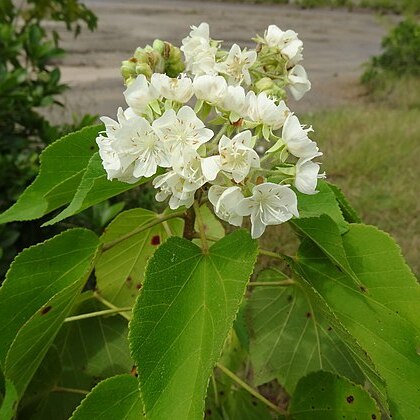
51 0 390 121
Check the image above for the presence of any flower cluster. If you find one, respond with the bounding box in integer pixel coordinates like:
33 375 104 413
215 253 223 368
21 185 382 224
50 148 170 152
97 23 324 238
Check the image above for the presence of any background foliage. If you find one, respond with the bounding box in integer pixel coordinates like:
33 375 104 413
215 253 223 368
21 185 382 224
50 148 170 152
0 0 97 277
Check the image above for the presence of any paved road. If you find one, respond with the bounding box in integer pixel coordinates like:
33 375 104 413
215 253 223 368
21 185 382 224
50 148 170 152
52 0 390 121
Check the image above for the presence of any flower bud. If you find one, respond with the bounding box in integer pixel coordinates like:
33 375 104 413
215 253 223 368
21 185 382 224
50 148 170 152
255 77 275 93
135 63 153 79
152 39 165 55
121 59 137 83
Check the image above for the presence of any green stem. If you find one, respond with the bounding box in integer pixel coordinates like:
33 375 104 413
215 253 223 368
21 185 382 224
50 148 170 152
64 307 132 323
102 210 186 251
94 292 131 321
193 201 209 254
212 123 229 144
52 386 89 395
259 248 289 261
216 363 284 415
248 280 294 287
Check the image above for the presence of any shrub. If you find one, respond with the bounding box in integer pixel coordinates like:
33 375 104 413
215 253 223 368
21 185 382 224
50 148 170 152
362 18 420 87
0 0 97 277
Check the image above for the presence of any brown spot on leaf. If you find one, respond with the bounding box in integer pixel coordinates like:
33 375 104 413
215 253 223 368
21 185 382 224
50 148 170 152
130 366 138 377
360 285 367 293
372 415 377 419
306 312 312 318
136 283 142 290
151 235 161 246
205 409 212 416
40 306 52 315
346 395 354 403
327 326 333 331
287 295 293 303
126 276 132 283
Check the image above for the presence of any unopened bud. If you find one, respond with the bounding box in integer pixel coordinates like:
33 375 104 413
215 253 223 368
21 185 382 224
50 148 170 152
255 77 275 93
121 60 137 81
135 63 153 79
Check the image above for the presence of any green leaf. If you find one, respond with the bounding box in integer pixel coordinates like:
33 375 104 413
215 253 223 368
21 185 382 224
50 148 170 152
248 272 364 393
296 180 347 233
71 374 143 419
56 297 133 379
206 380 273 420
95 209 184 308
129 230 258 419
292 215 360 286
19 295 133 420
0 379 18 419
327 182 361 223
289 371 380 419
296 224 420 418
20 347 62 408
44 153 157 226
194 204 225 242
0 125 102 224
0 229 99 397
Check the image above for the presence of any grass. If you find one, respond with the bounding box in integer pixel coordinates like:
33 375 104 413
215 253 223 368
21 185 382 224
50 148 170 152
261 77 420 276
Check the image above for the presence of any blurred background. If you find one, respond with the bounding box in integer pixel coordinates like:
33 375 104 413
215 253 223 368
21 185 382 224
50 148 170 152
1 0 419 276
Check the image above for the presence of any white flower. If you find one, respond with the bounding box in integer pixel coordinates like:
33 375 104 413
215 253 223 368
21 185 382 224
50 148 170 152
151 73 193 103
152 106 214 161
113 116 171 179
123 75 158 116
100 107 135 136
264 25 303 63
295 156 325 195
153 171 195 210
96 135 136 183
172 150 207 192
97 108 138 183
246 92 290 130
217 85 247 118
288 65 311 101
282 114 319 158
193 75 227 104
215 44 257 85
236 183 299 238
212 130 260 183
201 131 260 182
208 185 244 226
153 151 207 210
181 22 217 76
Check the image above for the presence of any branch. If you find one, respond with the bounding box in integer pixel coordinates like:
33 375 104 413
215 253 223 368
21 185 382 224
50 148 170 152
94 292 131 321
64 307 132 323
248 280 295 287
102 210 186 251
193 201 209 254
216 363 284 415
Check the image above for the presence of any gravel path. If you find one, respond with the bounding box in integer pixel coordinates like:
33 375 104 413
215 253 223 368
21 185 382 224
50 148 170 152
52 0 390 120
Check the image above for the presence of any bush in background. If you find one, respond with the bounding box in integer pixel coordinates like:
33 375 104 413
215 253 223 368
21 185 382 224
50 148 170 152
0 0 97 276
362 18 420 90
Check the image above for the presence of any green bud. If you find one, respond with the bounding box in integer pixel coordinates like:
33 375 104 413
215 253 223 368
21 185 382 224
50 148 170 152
152 39 165 55
121 59 137 82
162 43 184 77
135 63 153 79
255 77 275 93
